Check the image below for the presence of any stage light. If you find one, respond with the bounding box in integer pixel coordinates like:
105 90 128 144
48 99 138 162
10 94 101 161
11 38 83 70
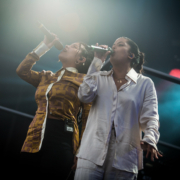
169 69 180 78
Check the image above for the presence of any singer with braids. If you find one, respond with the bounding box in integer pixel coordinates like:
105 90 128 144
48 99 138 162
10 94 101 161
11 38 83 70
16 34 94 179
75 37 162 180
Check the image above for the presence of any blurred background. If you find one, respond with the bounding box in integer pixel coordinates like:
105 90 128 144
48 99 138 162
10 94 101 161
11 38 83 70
0 0 180 179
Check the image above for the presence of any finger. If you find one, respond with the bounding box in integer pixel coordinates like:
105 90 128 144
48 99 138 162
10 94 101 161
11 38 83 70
96 43 98 46
48 38 59 47
157 151 163 157
51 33 58 37
104 51 111 57
151 151 155 161
155 151 158 159
146 150 150 158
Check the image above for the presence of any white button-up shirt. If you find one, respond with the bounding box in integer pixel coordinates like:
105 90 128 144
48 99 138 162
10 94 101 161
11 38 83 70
77 57 160 174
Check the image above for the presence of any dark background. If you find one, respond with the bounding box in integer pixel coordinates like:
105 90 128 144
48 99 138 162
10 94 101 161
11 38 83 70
0 0 180 179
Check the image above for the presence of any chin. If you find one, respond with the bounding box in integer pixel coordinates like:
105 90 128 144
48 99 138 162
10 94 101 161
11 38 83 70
110 58 121 66
58 54 66 63
110 57 117 64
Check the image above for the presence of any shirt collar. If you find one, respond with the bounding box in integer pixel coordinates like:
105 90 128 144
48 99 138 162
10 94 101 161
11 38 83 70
100 69 113 76
100 68 138 83
126 68 138 83
65 67 78 73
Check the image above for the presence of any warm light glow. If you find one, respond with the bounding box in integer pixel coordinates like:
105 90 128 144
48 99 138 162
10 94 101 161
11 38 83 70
58 13 80 32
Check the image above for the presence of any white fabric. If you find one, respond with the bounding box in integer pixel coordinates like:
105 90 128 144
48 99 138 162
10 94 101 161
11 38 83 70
77 57 160 174
33 41 50 57
75 129 137 180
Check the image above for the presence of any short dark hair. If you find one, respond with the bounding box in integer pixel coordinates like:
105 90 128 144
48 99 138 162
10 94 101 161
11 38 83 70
122 37 145 74
76 42 94 74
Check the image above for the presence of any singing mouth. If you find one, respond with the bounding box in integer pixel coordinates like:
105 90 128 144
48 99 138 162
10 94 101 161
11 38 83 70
110 51 115 56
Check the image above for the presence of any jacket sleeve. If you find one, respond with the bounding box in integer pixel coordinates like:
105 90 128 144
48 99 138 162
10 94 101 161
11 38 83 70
16 42 51 88
139 78 160 151
16 52 44 88
78 57 104 103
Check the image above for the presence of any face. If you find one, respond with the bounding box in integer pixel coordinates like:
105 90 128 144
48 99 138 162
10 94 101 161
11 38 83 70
110 37 132 65
58 42 85 65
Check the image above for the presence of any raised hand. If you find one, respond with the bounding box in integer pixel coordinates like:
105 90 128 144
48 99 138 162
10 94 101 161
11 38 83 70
43 33 59 49
94 43 111 63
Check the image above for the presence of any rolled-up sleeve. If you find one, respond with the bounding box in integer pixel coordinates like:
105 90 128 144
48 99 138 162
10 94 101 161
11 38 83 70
139 78 160 150
78 57 104 103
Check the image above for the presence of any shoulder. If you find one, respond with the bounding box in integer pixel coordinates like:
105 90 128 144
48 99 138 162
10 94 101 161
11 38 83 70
138 74 154 85
138 74 156 94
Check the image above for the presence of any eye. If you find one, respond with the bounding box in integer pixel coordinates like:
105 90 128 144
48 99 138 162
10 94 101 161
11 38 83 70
71 44 78 49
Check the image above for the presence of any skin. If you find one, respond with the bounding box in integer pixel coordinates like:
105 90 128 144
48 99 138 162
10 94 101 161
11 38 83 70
94 38 163 161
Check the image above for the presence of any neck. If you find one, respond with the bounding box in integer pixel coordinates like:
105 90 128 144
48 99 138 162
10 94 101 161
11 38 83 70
112 63 131 79
62 61 76 69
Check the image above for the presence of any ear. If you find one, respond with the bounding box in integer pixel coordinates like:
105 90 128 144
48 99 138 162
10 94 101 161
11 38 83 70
76 57 86 64
128 53 135 60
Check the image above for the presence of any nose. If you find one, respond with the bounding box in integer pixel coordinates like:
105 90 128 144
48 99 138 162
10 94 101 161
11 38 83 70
65 45 69 49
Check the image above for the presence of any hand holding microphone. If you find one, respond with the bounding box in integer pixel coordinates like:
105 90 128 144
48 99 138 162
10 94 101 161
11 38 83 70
43 33 59 49
93 43 112 63
37 21 64 50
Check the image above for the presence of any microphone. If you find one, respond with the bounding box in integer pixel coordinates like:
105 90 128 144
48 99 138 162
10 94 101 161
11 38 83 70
36 21 64 50
88 45 114 55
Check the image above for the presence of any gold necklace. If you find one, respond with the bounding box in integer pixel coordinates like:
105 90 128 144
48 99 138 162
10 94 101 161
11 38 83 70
114 76 126 83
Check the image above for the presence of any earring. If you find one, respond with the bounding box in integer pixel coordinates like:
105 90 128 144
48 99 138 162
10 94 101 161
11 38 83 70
83 63 85 66
75 60 79 64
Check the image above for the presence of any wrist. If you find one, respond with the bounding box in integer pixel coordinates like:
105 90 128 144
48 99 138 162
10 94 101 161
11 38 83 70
32 41 50 58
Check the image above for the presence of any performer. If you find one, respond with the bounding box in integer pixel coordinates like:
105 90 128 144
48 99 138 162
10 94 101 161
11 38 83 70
75 37 163 180
16 34 93 179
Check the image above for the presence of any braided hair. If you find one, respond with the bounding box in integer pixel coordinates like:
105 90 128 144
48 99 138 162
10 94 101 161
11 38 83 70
76 42 94 74
122 37 145 74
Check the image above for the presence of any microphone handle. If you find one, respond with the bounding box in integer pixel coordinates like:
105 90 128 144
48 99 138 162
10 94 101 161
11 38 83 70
88 45 113 54
37 22 64 50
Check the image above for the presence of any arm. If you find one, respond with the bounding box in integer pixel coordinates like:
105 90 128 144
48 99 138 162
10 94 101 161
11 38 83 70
16 49 45 88
16 34 58 87
139 78 160 150
139 78 162 160
78 57 103 103
78 44 110 103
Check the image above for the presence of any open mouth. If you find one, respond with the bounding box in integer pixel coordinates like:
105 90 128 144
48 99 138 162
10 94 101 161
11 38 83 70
110 51 115 56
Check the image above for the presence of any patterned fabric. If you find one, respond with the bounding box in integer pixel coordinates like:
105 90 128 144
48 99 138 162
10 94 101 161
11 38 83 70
16 52 91 154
